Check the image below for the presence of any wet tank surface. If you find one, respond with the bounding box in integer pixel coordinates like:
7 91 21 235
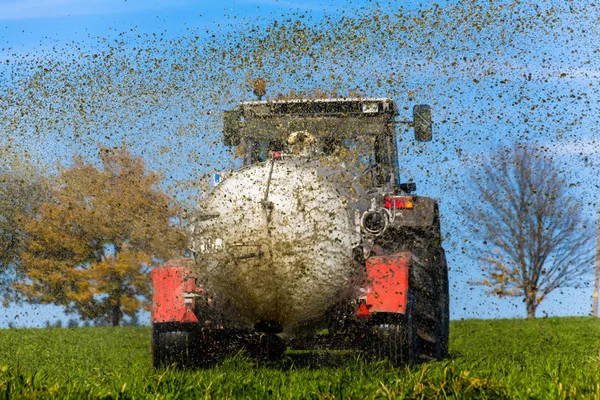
192 157 367 331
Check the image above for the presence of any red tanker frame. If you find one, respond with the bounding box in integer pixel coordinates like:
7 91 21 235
365 252 410 314
151 258 199 324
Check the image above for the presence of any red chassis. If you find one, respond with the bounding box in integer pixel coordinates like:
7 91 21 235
151 253 411 325
151 259 200 324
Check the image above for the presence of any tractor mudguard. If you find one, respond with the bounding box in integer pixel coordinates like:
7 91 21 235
151 258 199 324
391 196 438 228
365 252 410 314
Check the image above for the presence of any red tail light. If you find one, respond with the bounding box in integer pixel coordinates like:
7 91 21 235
355 301 371 319
384 196 414 210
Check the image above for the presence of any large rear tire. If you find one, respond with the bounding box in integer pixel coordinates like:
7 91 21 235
379 222 450 362
410 241 449 361
437 250 450 359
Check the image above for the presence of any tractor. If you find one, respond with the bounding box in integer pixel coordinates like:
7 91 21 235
151 94 449 367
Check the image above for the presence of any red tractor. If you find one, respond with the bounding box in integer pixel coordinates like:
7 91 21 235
151 97 449 367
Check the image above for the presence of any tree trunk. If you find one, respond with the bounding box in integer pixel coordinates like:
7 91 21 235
111 301 122 326
526 297 537 318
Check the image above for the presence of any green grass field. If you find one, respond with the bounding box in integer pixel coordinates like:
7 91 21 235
0 317 599 399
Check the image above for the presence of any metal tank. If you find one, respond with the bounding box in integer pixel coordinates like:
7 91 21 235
191 156 369 331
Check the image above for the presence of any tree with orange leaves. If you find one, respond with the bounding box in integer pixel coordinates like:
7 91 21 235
0 148 50 299
16 147 187 326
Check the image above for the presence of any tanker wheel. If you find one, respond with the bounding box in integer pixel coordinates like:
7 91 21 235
152 325 226 368
368 290 417 366
152 324 194 368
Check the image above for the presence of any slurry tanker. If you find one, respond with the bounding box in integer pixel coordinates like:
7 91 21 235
151 93 449 367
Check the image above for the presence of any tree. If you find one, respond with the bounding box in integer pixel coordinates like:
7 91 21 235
15 147 187 326
465 145 594 318
0 148 49 297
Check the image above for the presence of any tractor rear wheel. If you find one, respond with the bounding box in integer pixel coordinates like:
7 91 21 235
410 241 449 361
381 222 449 362
437 250 450 358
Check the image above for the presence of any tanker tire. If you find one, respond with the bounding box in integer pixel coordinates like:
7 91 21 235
369 290 417 366
152 326 193 368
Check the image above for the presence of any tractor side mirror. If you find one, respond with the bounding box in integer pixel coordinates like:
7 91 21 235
413 104 432 142
223 110 242 146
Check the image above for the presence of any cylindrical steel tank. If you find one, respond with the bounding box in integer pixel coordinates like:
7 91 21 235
191 157 369 331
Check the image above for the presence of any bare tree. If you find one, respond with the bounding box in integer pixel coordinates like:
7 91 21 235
466 144 594 318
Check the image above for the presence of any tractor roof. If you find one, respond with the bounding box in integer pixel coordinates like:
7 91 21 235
238 97 399 117
223 98 399 146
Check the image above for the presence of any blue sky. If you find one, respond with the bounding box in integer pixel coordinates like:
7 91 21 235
1 0 599 327
0 1 333 41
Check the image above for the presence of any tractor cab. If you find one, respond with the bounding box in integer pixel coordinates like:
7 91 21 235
223 98 432 190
